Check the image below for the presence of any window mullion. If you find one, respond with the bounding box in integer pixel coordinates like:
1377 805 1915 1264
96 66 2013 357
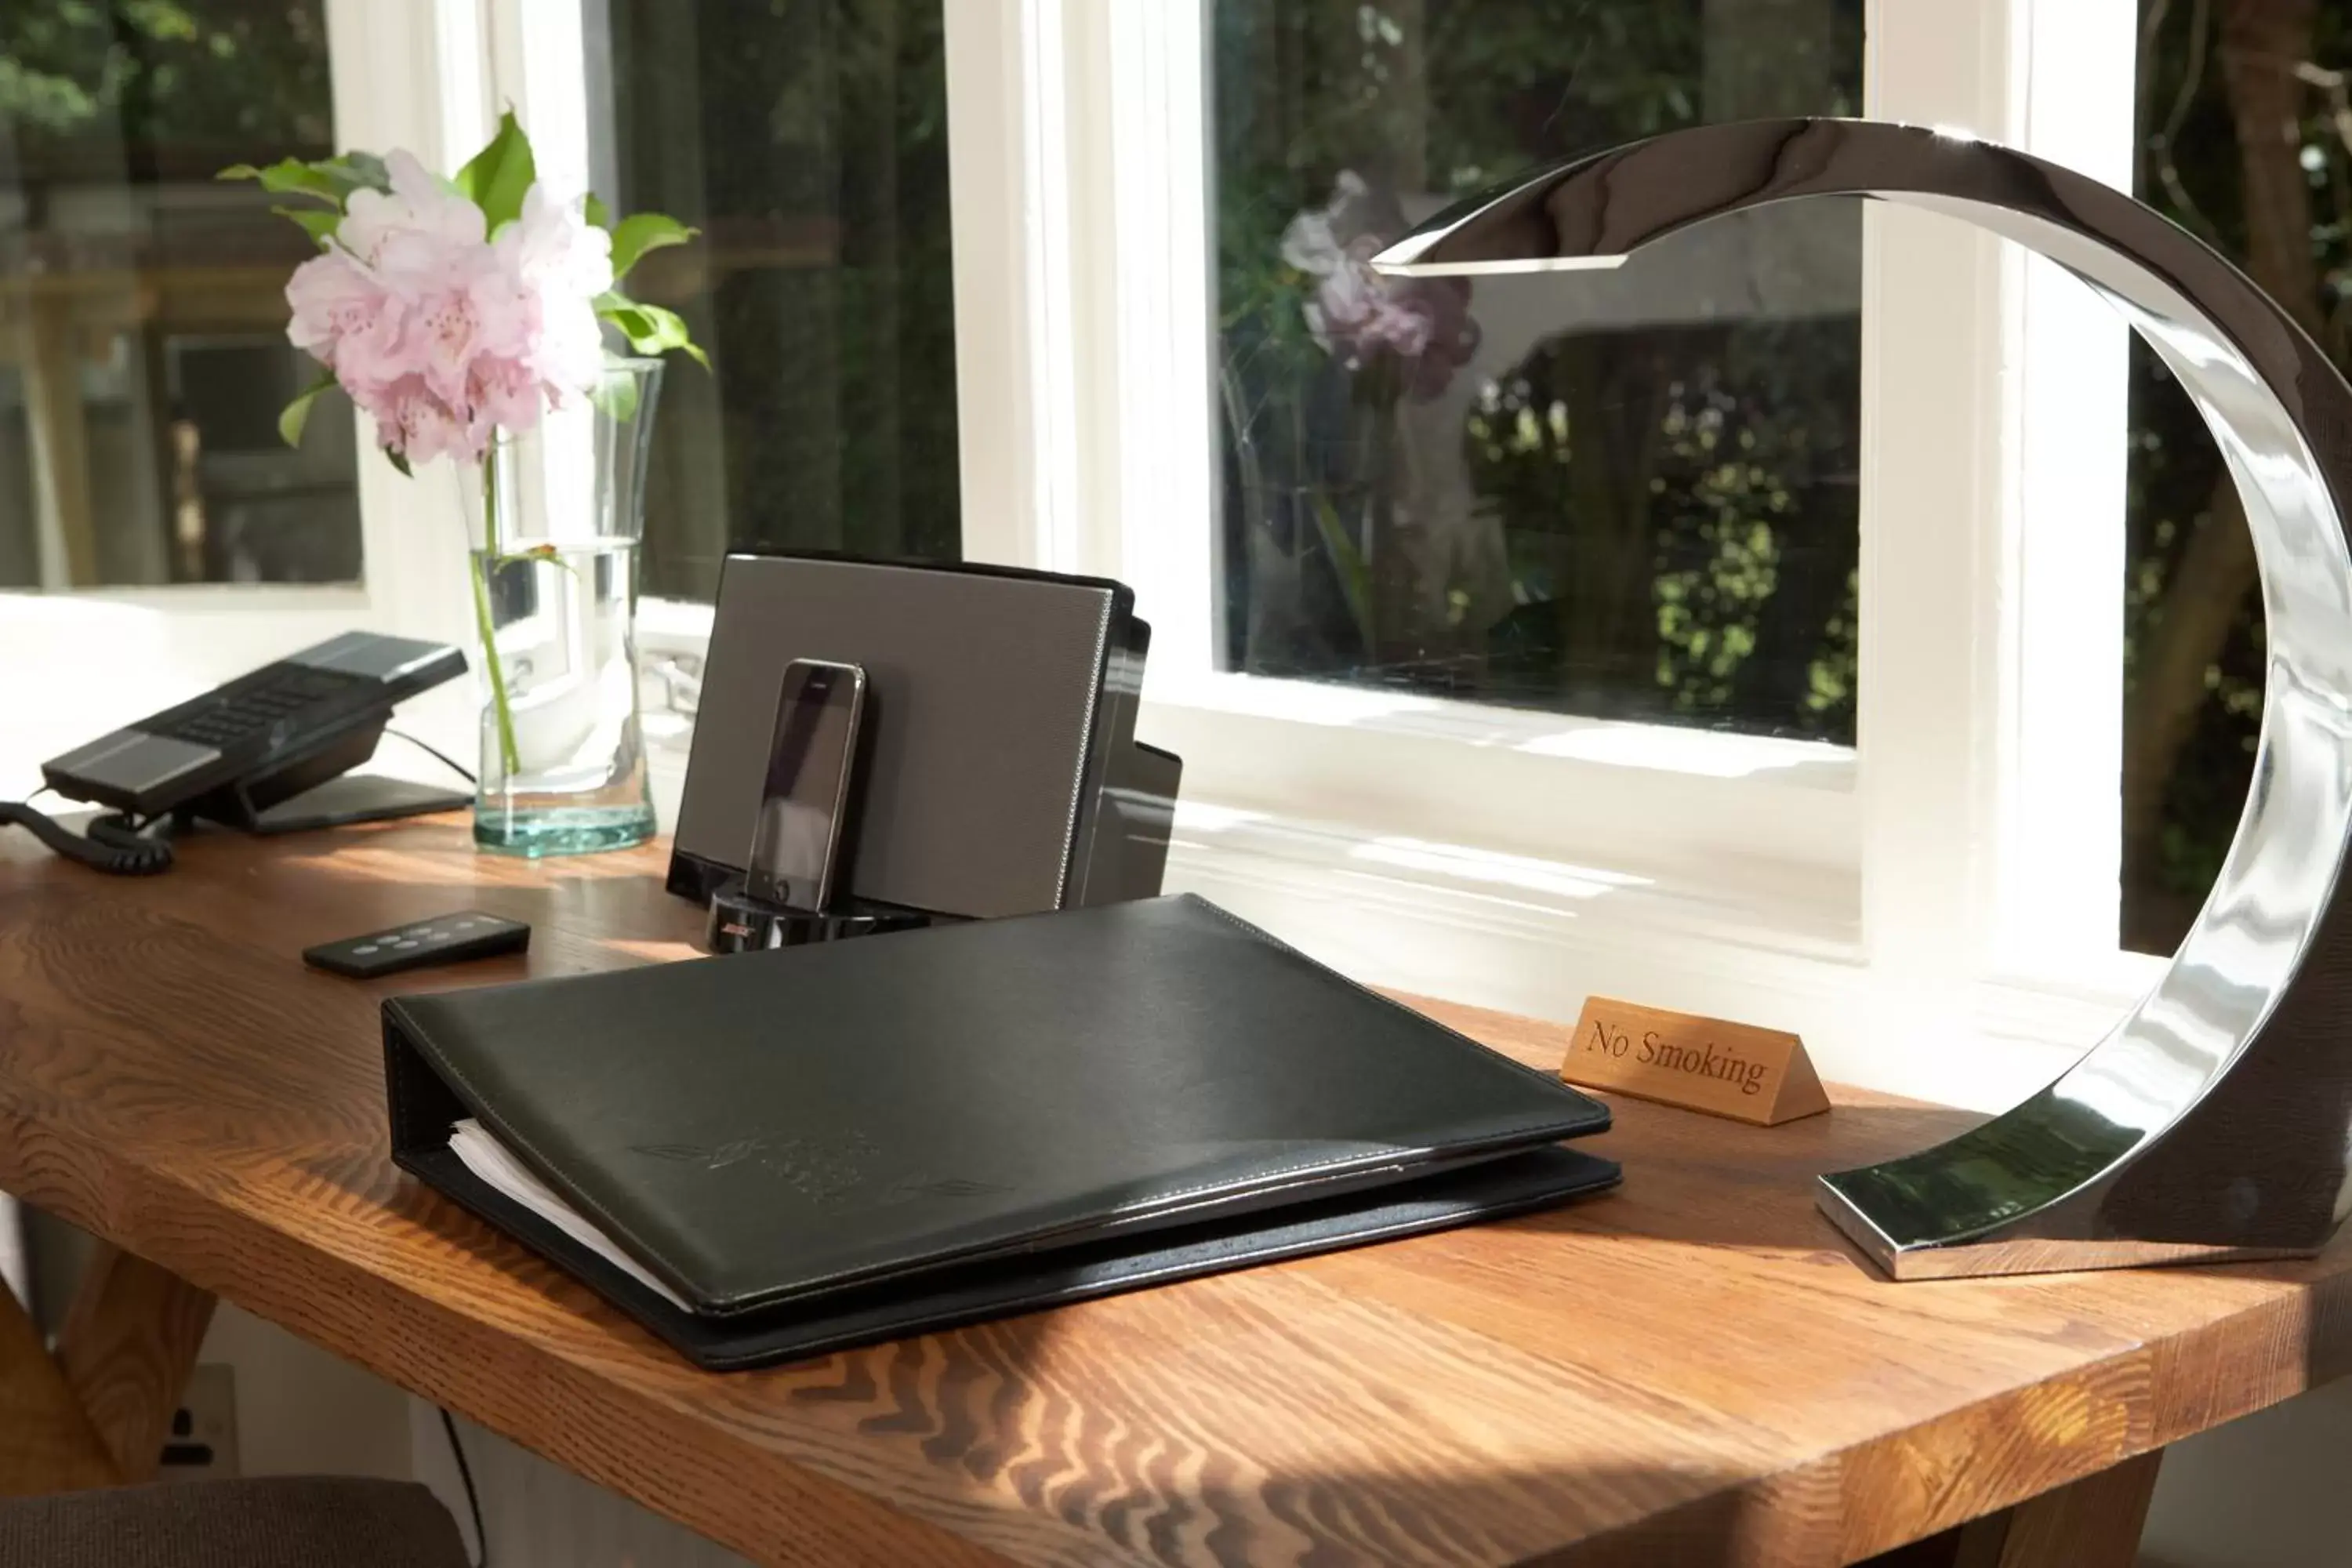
941 0 1084 572
1856 0 2020 993
1861 0 2139 998
1092 2 1216 676
323 0 494 658
1996 0 2138 971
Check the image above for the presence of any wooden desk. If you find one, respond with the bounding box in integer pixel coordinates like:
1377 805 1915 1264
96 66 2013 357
0 821 2342 1566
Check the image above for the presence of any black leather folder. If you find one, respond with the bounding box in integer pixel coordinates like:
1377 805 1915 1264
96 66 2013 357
385 895 1617 1369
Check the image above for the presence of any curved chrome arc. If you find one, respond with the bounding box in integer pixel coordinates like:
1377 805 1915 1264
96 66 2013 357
1373 118 2352 1278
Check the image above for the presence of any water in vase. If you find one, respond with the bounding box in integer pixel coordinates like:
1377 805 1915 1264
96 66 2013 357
471 535 655 855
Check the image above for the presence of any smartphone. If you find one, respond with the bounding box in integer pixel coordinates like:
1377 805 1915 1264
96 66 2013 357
744 659 869 912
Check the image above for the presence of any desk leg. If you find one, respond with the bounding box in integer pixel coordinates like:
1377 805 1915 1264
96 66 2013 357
1864 1450 2165 1568
1976 1449 2164 1568
0 1273 118 1495
53 1243 217 1483
0 1241 215 1494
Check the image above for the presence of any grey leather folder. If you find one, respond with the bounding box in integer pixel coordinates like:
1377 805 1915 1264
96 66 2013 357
385 895 1617 1369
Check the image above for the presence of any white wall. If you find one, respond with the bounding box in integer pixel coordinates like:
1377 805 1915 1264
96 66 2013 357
2140 1388 2352 1568
198 1307 412 1482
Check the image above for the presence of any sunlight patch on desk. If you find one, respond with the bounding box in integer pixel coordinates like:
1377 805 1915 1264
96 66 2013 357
606 938 702 964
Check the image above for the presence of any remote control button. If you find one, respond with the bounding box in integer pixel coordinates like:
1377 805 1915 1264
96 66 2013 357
393 940 418 949
353 945 377 954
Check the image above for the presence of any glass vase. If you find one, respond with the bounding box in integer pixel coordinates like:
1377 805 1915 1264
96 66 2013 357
457 358 663 856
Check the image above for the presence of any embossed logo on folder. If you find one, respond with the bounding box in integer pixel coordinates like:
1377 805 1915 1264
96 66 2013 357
631 1131 878 1205
630 1132 1009 1210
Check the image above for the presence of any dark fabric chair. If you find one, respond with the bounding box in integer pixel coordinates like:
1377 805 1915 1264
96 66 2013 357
0 1476 470 1568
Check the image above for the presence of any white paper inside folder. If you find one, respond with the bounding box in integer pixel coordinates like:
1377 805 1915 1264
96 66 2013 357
447 1118 691 1311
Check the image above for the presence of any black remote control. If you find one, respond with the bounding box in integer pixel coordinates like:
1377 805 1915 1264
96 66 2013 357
302 911 531 978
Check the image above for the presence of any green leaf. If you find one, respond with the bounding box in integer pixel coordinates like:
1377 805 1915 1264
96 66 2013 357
593 292 706 368
339 151 392 195
220 153 391 209
454 110 536 233
278 372 336 448
607 212 697 281
272 205 339 248
1308 493 1374 650
220 157 340 205
587 362 642 423
386 448 415 478
584 193 611 230
496 543 579 578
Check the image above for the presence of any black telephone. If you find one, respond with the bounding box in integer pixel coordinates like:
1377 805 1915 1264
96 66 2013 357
8 631 469 875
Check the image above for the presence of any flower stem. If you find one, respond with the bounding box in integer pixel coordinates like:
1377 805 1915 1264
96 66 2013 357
473 445 522 780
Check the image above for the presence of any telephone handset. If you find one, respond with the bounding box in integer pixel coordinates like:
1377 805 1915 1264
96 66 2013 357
11 631 467 875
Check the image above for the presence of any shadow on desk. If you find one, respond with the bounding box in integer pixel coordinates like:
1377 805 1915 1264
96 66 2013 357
250 836 709 967
1504 1098 1987 1263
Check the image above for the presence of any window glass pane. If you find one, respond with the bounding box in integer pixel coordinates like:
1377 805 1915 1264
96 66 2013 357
0 1 359 589
2120 3 2339 952
590 0 957 604
1211 1 1864 738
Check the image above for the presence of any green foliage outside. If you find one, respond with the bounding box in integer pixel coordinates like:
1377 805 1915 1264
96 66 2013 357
1214 0 1864 739
602 0 960 602
2117 1 2352 946
1 0 332 170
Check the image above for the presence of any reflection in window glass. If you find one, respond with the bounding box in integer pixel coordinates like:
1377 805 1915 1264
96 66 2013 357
0 1 360 589
2121 4 2348 952
590 0 958 604
1212 1 1864 739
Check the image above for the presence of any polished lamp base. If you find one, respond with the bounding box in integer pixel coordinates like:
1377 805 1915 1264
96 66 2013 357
1372 118 2352 1279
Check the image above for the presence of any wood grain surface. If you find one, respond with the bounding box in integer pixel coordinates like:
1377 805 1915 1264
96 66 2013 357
0 819 2339 1566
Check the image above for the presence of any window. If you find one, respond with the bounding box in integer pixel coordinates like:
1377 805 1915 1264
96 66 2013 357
0 0 361 589
0 0 2214 1112
1210 1 1864 739
588 0 959 604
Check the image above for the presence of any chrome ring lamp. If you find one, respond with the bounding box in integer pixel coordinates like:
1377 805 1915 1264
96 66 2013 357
1372 118 2352 1279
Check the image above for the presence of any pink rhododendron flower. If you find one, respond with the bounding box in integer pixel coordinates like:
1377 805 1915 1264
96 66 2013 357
1280 170 1478 401
339 151 488 281
283 149 616 466
495 183 613 401
363 373 473 466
